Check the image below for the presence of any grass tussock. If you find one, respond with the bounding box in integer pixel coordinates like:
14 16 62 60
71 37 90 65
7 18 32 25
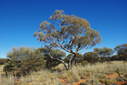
0 61 127 85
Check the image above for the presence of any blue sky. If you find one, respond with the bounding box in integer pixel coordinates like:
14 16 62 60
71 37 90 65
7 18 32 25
0 0 127 58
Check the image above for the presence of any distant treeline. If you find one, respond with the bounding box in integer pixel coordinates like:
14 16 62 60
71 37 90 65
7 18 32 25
2 43 127 77
0 58 8 65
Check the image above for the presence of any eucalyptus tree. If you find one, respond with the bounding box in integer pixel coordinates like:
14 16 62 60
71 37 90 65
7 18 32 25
34 10 101 69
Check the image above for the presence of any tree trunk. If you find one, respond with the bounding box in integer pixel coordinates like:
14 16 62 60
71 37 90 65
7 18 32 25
68 53 78 69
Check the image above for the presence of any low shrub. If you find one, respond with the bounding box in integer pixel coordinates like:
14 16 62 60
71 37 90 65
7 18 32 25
3 47 45 77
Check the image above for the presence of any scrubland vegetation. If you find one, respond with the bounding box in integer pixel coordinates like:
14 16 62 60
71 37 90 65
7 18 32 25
0 61 127 85
0 10 127 85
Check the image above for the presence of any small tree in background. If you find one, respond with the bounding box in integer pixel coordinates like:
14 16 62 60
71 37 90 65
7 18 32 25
84 52 99 63
94 48 113 57
113 44 127 60
94 47 114 62
34 10 101 69
115 44 127 55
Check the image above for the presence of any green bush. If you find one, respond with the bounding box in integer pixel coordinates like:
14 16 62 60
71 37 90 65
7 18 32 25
38 48 66 69
84 52 99 63
3 47 45 77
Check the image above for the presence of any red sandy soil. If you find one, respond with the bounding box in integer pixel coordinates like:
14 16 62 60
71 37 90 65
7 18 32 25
114 81 127 85
58 73 127 85
105 73 119 79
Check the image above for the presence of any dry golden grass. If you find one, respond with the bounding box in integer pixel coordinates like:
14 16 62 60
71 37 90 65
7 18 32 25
0 61 127 85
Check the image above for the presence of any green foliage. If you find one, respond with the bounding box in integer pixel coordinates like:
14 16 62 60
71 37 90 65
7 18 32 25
84 52 99 63
94 47 113 57
38 48 66 69
34 10 100 53
4 47 45 77
115 44 127 56
111 55 127 61
93 47 114 62
64 54 84 64
111 44 127 61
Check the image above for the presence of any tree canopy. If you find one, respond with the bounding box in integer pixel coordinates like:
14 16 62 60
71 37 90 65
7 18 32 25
84 52 99 63
34 10 101 54
94 47 113 57
115 44 127 55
